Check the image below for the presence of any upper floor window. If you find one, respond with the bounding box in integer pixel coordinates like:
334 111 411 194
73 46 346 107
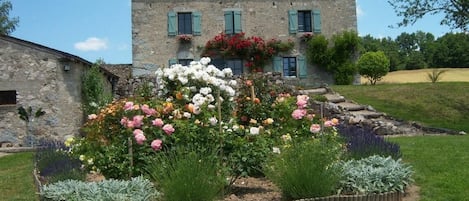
178 13 192 35
273 56 307 78
298 11 312 32
168 11 202 36
0 90 17 105
288 10 321 34
224 11 242 35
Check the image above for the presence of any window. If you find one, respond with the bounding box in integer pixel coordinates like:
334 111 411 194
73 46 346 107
273 56 307 78
211 58 243 75
0 90 17 105
283 57 297 77
178 13 192 35
224 11 242 35
298 11 312 32
168 11 202 36
178 59 193 66
288 10 321 34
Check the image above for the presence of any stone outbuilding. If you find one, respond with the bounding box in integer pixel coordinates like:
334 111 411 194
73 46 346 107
0 35 117 147
132 0 357 85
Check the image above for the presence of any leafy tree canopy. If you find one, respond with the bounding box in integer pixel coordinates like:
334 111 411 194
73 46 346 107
0 0 19 35
388 0 469 31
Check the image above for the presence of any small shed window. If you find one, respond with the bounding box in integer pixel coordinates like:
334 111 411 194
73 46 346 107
0 90 17 105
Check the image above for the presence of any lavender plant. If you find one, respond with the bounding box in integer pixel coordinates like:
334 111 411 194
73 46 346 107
337 124 401 159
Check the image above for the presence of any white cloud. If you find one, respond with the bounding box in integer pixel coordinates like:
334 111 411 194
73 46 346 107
356 5 364 18
74 37 108 51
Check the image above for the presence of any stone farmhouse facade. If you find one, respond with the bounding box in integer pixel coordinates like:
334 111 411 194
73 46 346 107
0 35 117 147
132 0 357 85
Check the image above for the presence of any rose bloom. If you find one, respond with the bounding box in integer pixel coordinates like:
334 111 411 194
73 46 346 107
151 139 163 151
310 124 321 133
134 133 146 145
124 101 134 110
291 109 307 120
152 118 164 127
87 114 98 120
250 127 260 135
245 80 253 86
120 117 128 126
133 129 144 136
249 119 258 124
141 104 156 116
162 124 175 135
324 120 334 127
209 117 218 126
132 115 144 128
263 118 274 125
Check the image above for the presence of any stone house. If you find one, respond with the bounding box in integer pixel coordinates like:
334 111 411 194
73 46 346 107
0 35 117 147
132 0 357 85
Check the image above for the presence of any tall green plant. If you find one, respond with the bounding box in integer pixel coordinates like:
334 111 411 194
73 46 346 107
427 69 447 83
357 51 390 85
82 60 112 115
306 31 359 84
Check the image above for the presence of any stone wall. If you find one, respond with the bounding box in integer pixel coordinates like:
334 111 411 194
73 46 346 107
132 0 357 84
0 37 110 146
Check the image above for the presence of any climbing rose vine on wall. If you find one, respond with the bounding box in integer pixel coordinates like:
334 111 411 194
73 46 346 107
202 32 294 72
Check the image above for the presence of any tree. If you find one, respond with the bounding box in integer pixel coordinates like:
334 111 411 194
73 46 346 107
0 0 19 35
357 51 390 85
388 0 469 31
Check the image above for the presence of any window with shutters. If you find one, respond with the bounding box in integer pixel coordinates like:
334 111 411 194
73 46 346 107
224 11 242 35
168 11 202 36
283 57 297 77
0 90 17 105
288 10 321 34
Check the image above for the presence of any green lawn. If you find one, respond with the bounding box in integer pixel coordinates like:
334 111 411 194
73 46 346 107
389 135 469 201
332 82 469 132
0 152 38 201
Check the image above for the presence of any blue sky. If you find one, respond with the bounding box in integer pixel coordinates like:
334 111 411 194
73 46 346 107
9 0 452 64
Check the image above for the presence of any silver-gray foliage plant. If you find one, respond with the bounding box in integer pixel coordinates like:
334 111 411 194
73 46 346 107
336 155 413 195
39 176 160 201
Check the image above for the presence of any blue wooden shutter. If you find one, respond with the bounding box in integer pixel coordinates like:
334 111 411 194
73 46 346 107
233 11 242 33
298 55 307 78
273 56 283 73
288 10 298 34
224 11 233 34
192 11 202 36
168 58 177 67
168 11 177 36
313 10 321 33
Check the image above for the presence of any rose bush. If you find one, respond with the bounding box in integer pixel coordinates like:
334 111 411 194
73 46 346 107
71 57 342 180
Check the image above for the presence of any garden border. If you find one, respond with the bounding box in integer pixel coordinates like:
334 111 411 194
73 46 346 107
295 191 403 201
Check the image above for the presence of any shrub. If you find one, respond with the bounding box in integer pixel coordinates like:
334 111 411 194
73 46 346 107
337 124 401 159
39 176 159 201
264 138 343 200
81 60 112 116
146 148 225 201
336 155 413 194
358 51 390 85
35 139 86 184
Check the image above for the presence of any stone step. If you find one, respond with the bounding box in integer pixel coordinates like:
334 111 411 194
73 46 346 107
298 88 327 95
324 93 345 103
337 102 365 111
350 110 384 118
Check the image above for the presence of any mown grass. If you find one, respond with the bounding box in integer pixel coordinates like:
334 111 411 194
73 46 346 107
332 82 469 132
389 135 469 201
0 152 38 201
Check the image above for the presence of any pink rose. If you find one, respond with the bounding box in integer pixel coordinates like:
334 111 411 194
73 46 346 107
120 117 128 126
324 120 334 127
124 101 134 111
132 115 144 128
152 118 164 127
151 139 163 151
141 104 157 116
296 99 308 109
133 129 143 136
88 114 97 120
134 133 146 145
162 124 175 135
291 109 307 120
310 124 321 133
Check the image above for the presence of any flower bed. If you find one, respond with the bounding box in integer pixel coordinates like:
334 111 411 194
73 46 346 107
295 191 403 201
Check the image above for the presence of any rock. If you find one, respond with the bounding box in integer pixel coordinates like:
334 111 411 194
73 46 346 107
459 131 467 135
